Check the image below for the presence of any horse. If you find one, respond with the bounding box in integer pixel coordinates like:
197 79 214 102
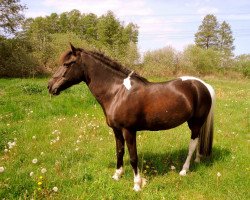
48 44 215 191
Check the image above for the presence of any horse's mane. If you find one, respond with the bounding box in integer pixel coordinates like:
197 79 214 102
86 50 148 83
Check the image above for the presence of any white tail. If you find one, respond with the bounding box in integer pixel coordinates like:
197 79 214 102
199 83 215 156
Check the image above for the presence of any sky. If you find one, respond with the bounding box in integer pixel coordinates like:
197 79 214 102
21 0 250 56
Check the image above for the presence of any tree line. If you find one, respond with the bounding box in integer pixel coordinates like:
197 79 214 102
0 0 139 77
143 14 249 77
0 0 249 78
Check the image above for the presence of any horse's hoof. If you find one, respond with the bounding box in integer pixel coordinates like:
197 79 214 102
133 177 147 191
179 169 187 176
133 184 141 192
112 174 120 181
112 167 124 181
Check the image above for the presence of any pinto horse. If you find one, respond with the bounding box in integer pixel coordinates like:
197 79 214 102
48 44 215 191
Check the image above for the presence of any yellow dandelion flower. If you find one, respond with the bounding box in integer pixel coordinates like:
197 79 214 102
38 181 42 186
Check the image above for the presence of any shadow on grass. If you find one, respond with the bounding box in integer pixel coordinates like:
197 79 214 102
108 146 231 176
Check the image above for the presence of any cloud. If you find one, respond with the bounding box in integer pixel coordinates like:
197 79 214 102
25 10 48 18
42 0 153 17
197 6 219 15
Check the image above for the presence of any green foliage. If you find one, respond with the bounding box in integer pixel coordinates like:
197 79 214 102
0 37 38 77
143 46 177 76
142 45 223 76
0 0 26 35
0 78 249 199
234 54 250 78
20 83 44 94
181 45 221 74
19 10 139 73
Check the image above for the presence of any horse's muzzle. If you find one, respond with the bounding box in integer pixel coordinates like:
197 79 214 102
48 79 60 95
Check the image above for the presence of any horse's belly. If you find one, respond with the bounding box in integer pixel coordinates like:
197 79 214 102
139 113 188 131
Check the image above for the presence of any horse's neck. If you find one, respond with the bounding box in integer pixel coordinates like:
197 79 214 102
86 58 123 107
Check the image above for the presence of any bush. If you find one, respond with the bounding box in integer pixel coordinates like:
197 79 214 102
0 38 38 77
234 54 250 78
143 46 177 76
181 45 221 74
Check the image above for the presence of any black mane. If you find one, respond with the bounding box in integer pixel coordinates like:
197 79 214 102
83 49 148 83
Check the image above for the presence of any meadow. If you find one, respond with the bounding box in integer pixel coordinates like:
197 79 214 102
0 77 249 199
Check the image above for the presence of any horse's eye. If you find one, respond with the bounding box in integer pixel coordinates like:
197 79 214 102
64 61 76 68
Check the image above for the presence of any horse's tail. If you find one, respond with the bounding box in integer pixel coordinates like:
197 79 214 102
199 83 215 157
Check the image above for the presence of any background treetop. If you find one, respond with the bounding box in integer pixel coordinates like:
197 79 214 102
0 0 26 35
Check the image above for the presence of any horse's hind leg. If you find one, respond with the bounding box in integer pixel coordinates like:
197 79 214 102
179 125 200 176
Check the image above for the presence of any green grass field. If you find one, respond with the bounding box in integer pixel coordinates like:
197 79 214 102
0 77 249 199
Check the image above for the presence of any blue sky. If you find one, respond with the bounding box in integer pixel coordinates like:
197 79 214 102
21 0 250 56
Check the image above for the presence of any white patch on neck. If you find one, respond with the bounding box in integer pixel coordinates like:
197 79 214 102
123 71 134 90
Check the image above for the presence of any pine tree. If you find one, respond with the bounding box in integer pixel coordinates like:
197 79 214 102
218 21 234 57
195 14 219 49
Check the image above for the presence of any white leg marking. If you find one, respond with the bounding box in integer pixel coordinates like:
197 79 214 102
180 138 198 176
112 167 124 181
133 170 147 192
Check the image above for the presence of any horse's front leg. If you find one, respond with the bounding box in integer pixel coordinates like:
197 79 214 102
123 129 146 191
112 128 125 181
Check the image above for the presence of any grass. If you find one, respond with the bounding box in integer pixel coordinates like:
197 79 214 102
0 77 249 199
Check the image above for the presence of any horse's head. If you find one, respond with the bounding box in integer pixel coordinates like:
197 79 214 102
48 44 86 95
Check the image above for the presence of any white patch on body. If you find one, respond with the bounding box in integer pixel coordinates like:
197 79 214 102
123 71 134 90
112 167 124 181
179 138 199 176
123 76 132 90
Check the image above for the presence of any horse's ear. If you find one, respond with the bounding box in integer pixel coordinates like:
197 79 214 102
70 43 76 55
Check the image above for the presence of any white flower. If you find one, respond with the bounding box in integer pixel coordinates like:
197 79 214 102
52 130 60 135
170 165 176 170
0 166 5 173
41 168 47 174
32 158 38 164
4 149 8 153
217 172 222 177
8 141 16 149
30 172 34 176
32 136 36 140
52 186 58 192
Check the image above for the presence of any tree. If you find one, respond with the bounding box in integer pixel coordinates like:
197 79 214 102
195 14 219 49
218 21 234 57
0 0 26 35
